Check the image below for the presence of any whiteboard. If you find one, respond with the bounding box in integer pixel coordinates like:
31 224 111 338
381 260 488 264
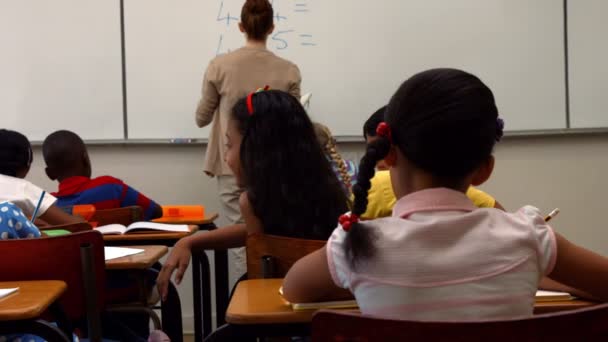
0 0 124 141
125 0 566 139
568 0 608 128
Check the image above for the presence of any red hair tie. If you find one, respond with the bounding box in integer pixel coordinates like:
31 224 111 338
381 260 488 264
246 85 271 116
376 122 393 143
339 213 359 232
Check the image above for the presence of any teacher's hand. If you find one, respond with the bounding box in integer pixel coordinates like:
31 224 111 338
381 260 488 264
158 237 192 301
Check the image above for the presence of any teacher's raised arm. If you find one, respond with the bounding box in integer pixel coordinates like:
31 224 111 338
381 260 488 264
193 0 302 281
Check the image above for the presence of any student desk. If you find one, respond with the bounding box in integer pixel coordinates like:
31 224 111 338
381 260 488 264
102 213 229 340
104 245 182 341
217 278 600 339
0 280 71 341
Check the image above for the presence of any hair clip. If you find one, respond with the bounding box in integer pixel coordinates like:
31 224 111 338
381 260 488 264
339 213 359 232
246 85 271 115
495 117 505 142
376 122 393 143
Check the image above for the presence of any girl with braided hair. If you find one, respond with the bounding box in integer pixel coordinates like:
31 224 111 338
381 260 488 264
313 122 357 196
284 68 608 321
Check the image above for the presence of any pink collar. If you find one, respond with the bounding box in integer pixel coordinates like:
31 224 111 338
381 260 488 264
392 188 477 219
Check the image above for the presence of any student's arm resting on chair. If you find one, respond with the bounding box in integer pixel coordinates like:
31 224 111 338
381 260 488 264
157 223 247 301
283 247 352 303
549 232 608 302
39 204 84 225
157 191 262 300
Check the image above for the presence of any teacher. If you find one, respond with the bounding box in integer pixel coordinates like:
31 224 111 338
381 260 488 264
195 0 302 279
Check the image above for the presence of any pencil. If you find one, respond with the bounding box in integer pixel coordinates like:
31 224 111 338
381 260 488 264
31 191 46 222
544 208 560 222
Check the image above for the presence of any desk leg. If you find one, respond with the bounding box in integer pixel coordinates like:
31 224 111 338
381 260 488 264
0 319 71 342
48 301 74 342
193 251 212 342
162 281 184 342
214 249 229 327
204 323 310 341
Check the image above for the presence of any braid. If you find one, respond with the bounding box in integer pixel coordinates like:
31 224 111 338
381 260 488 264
344 137 391 268
326 142 352 196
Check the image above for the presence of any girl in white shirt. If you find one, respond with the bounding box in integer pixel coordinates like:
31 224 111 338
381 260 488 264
0 129 81 225
283 68 608 321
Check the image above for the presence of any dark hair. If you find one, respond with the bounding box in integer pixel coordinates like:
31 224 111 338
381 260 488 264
241 0 274 41
0 129 32 177
42 130 88 179
363 106 387 139
345 68 503 267
232 90 349 240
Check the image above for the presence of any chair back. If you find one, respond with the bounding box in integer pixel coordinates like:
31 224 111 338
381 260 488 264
91 206 143 226
39 221 93 233
246 234 325 279
312 304 608 342
0 231 106 322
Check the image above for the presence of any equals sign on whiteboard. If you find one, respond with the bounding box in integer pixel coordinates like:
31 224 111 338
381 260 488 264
300 34 316 46
295 3 309 12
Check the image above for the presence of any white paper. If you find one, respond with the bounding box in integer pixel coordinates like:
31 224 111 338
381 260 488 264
0 287 19 300
104 246 145 261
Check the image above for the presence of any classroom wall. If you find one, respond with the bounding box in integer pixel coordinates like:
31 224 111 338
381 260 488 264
27 135 608 332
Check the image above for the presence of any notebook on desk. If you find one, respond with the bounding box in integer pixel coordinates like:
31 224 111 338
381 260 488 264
279 286 358 311
535 290 573 302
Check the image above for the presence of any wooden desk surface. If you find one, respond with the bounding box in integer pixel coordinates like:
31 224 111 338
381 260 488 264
226 279 599 325
105 245 168 270
103 224 199 243
152 212 219 225
0 280 66 321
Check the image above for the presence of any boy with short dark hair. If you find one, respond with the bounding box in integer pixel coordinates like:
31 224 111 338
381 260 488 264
43 130 162 220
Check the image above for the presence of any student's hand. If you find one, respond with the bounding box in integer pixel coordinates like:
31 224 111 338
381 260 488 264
157 237 192 301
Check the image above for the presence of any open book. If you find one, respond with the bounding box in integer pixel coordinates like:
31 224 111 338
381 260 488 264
95 221 189 235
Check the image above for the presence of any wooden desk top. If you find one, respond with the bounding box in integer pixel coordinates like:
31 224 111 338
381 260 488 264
226 279 599 325
227 278 312 324
0 280 67 321
105 245 168 270
103 224 199 243
152 212 219 225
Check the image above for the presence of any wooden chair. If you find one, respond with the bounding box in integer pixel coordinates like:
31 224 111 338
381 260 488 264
91 206 143 226
91 205 179 338
0 231 106 340
39 221 93 233
312 304 608 342
246 234 326 279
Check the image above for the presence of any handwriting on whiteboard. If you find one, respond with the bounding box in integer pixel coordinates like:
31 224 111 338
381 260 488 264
214 0 316 56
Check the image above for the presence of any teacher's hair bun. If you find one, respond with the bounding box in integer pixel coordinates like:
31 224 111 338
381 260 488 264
245 0 272 14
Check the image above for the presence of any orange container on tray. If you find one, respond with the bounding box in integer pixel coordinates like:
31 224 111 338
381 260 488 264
153 205 205 223
72 204 96 221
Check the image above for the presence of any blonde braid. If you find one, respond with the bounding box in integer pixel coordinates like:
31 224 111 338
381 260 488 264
326 142 353 194
313 122 353 196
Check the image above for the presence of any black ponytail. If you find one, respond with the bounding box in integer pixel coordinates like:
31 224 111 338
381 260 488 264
344 136 391 268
